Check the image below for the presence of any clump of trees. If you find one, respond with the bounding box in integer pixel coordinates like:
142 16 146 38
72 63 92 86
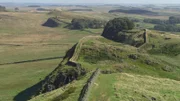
144 16 180 25
143 19 167 24
109 9 158 15
68 9 93 12
36 8 51 11
131 18 140 22
42 17 61 27
169 16 180 24
28 5 41 7
102 17 135 41
70 18 106 29
0 5 6 12
154 24 180 32
144 16 180 32
14 7 19 11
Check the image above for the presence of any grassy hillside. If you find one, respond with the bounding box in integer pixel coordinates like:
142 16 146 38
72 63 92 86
0 11 103 101
30 30 180 101
89 73 180 101
1 5 180 101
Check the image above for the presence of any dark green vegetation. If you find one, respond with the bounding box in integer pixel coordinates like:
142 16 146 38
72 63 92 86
144 16 180 25
144 18 167 24
102 17 135 42
36 8 51 11
169 16 180 24
109 9 158 16
144 16 180 32
70 18 106 29
68 9 93 12
0 5 6 12
154 24 180 32
28 5 41 7
42 17 61 27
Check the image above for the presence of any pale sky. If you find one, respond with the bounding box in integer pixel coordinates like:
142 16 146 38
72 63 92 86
1 0 180 4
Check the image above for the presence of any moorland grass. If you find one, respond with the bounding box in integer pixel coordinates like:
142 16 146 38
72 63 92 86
89 73 180 101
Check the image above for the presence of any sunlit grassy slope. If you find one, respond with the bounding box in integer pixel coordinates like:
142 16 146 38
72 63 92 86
89 73 180 101
0 59 61 101
0 11 103 101
30 30 180 101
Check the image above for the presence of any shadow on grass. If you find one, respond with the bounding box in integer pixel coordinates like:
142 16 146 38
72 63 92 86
13 81 43 101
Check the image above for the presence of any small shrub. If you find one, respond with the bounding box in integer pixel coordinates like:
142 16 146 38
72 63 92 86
162 65 173 72
128 54 139 60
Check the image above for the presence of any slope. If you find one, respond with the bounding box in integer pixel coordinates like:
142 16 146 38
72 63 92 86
29 30 180 101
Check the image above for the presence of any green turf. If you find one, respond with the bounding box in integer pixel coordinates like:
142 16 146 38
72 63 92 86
0 59 61 101
89 73 180 101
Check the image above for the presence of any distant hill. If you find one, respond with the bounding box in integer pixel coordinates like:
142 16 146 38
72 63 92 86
109 9 158 15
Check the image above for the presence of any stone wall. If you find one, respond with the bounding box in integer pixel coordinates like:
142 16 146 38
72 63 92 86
78 68 100 101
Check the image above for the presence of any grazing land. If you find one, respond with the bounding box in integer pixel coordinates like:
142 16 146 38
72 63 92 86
0 4 180 101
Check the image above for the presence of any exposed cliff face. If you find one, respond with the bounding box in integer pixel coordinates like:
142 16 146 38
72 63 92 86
102 29 145 47
41 65 86 93
39 44 86 93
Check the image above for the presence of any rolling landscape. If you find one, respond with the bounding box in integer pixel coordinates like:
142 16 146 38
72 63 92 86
0 1 180 101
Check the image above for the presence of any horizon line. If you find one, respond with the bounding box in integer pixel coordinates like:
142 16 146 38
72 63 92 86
1 2 180 5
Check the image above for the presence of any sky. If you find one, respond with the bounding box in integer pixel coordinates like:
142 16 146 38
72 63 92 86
1 0 180 4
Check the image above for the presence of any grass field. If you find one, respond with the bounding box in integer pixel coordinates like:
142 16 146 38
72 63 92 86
89 73 180 101
0 11 102 101
0 59 61 101
30 72 93 101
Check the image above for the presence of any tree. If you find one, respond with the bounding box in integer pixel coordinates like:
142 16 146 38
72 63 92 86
143 18 167 24
70 18 106 30
0 5 6 12
102 17 134 41
15 7 19 11
169 16 180 24
154 24 180 32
